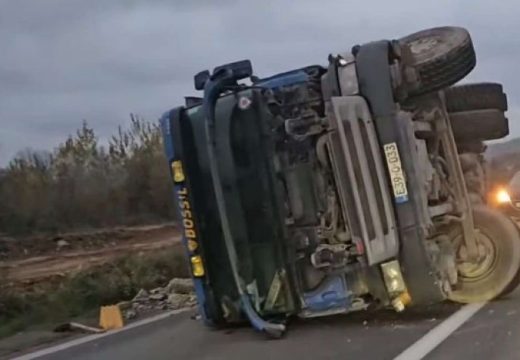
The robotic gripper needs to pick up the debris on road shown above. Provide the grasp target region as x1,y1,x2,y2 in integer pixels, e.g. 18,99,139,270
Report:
166,278,195,294
116,300,132,311
125,309,137,320
54,322,105,334
149,293,167,301
121,278,197,320
168,293,196,309
132,289,150,302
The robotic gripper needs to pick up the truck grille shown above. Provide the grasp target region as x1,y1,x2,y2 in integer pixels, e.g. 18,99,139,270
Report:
326,96,398,265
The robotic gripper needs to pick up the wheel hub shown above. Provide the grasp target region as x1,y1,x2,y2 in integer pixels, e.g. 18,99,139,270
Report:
457,233,496,280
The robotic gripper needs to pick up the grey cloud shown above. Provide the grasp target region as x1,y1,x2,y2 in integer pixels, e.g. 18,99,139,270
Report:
1,0,520,164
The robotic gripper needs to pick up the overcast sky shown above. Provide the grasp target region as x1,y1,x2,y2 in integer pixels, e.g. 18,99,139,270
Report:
1,0,519,164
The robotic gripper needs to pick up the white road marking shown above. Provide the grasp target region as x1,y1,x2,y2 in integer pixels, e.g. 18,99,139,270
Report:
394,302,487,360
11,308,191,360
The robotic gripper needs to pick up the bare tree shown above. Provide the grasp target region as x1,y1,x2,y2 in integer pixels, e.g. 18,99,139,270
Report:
0,116,175,235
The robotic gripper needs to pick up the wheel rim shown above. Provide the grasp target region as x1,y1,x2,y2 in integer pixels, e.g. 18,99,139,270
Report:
456,232,497,282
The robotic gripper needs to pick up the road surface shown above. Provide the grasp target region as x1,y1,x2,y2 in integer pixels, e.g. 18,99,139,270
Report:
11,286,520,360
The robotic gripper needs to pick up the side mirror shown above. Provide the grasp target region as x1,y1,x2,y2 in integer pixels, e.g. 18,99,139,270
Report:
194,70,210,90
213,60,253,81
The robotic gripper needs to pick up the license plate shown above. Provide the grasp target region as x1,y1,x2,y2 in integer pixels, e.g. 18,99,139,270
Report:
384,142,409,204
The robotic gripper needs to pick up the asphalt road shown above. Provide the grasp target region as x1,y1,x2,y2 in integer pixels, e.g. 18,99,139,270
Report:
16,288,520,360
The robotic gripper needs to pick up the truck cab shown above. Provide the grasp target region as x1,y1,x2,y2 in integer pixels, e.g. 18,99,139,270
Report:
161,27,520,337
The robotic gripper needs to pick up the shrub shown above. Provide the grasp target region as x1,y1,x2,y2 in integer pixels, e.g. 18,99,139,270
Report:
0,115,176,236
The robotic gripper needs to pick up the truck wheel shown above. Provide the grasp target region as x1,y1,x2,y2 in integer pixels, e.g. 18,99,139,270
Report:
450,109,509,141
499,222,520,296
448,206,520,303
399,27,476,96
500,266,520,297
445,83,508,112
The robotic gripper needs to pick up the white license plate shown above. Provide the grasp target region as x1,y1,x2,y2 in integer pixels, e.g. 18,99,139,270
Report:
384,142,409,204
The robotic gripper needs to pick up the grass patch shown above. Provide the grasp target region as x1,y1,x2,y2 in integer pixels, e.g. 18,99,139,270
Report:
0,246,189,339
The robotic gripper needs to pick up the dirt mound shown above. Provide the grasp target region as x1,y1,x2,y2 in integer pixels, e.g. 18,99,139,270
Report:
0,224,178,261
1,225,181,288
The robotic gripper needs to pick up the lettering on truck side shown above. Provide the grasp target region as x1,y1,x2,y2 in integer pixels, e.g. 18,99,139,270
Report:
175,170,199,252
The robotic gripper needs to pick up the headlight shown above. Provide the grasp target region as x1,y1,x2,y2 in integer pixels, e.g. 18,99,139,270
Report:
381,260,406,294
496,189,511,204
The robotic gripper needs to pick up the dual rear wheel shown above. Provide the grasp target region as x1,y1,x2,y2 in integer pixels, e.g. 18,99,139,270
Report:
399,27,509,142
399,28,519,301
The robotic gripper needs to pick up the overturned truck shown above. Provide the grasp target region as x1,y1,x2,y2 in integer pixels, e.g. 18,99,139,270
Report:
160,27,519,337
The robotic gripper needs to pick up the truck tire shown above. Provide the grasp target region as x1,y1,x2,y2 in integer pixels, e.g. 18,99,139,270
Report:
500,265,520,297
445,83,508,112
450,109,509,141
500,223,520,297
448,206,520,303
399,27,476,96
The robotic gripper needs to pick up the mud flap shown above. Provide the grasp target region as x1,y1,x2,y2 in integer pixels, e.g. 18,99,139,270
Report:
354,41,445,304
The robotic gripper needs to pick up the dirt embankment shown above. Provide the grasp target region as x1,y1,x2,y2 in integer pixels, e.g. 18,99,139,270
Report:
0,225,181,287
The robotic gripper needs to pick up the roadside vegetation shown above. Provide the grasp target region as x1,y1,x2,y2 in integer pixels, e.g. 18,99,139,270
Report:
0,116,187,340
0,114,176,236
0,246,189,338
